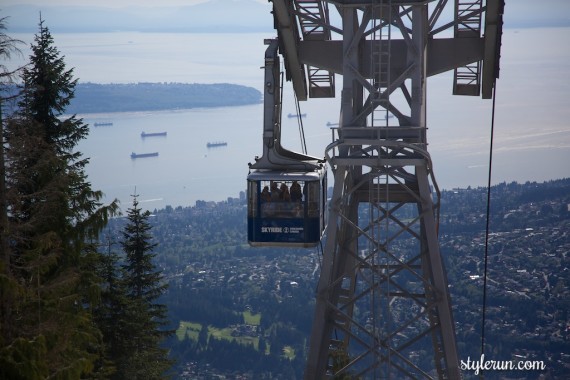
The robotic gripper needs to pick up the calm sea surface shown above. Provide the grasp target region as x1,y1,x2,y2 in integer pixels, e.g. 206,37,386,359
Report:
8,29,570,211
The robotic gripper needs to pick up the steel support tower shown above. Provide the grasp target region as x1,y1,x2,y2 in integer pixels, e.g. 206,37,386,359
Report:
268,0,503,378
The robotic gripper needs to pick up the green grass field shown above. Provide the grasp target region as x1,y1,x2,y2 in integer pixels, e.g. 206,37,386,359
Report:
175,310,294,358
243,310,261,325
176,321,201,340
283,346,295,359
176,316,260,349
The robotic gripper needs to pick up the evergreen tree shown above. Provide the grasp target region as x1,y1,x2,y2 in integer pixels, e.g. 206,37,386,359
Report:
92,239,130,378
119,193,173,379
198,324,209,350
0,16,22,82
0,15,25,380
258,336,267,355
0,18,118,379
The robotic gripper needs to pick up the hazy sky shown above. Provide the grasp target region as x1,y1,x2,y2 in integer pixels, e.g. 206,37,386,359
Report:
2,0,264,7
4,0,200,5
4,0,569,30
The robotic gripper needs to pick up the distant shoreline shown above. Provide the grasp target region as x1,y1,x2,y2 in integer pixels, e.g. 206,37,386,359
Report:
66,82,262,114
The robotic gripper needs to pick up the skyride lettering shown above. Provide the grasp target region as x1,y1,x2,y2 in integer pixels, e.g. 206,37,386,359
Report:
261,226,303,234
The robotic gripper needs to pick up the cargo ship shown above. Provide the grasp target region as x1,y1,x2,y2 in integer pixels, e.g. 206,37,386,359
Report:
94,122,113,127
287,113,307,118
141,131,167,138
131,152,159,159
207,141,228,148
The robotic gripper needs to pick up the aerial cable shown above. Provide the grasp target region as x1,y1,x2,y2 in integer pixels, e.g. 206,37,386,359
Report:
278,65,307,155
279,70,285,140
481,82,498,365
293,89,308,155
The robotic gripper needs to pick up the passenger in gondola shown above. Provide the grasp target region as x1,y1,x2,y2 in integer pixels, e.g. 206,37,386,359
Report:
261,186,271,202
270,182,281,201
280,183,291,202
290,181,302,202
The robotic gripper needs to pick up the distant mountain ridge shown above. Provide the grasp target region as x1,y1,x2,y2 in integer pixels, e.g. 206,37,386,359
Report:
3,0,273,33
3,0,569,34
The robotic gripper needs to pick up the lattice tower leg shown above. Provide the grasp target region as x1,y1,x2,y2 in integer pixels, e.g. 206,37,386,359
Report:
306,160,461,379
305,2,461,379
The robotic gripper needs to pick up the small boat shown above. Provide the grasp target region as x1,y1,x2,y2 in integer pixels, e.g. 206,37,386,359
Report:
287,113,307,118
94,122,113,127
141,131,167,138
131,152,159,159
207,141,228,148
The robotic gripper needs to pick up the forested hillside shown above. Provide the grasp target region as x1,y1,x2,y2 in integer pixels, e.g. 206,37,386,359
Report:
66,82,262,114
2,82,262,115
100,178,570,379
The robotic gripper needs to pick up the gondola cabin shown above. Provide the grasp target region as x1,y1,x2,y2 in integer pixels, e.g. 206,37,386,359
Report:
247,168,327,247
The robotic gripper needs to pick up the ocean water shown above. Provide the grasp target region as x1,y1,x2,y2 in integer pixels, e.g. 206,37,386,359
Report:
79,106,263,210
7,28,570,211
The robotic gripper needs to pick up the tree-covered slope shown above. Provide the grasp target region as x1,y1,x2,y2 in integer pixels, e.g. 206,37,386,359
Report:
66,82,262,114
101,178,570,378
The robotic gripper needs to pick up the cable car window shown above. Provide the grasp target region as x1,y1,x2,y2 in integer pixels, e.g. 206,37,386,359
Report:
247,180,257,218
259,180,304,219
307,181,319,218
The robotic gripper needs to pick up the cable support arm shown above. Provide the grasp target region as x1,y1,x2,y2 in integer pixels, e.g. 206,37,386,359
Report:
249,39,324,172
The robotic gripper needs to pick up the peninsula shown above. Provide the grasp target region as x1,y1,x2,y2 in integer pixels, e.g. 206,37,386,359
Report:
66,82,262,114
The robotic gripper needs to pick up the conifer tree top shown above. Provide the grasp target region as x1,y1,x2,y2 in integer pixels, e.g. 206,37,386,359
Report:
19,17,85,154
